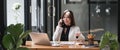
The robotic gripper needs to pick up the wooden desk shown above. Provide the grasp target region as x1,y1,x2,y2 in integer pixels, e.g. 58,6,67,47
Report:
22,41,100,50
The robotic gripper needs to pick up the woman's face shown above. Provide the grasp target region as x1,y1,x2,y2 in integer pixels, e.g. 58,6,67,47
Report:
63,12,71,26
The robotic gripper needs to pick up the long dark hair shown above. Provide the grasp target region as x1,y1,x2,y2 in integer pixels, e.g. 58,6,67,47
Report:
61,10,75,26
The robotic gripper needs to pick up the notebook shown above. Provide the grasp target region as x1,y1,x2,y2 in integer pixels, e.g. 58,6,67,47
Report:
29,32,51,46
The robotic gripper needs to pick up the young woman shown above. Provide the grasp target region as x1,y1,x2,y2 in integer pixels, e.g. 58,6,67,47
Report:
53,10,85,41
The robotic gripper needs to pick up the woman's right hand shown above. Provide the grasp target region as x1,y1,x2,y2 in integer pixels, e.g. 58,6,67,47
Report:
58,19,63,27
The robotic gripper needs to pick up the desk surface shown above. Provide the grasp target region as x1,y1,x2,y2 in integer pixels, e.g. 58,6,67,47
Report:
22,41,100,50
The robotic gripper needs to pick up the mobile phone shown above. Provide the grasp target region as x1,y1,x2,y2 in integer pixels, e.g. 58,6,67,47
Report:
61,20,65,27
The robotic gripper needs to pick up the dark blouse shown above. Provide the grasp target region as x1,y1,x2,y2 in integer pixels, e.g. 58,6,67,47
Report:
60,26,70,41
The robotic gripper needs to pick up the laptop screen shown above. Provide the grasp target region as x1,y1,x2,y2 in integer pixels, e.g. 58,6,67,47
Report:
29,32,51,46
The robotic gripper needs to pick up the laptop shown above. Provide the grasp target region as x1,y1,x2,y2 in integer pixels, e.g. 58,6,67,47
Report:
29,32,51,46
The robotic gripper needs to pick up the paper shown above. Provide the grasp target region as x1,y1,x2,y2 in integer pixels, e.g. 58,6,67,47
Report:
60,41,75,45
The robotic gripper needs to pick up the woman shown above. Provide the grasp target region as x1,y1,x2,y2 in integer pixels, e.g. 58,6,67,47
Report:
53,10,85,41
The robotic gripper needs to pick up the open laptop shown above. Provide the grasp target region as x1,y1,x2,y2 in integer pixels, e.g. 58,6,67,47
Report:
29,32,51,46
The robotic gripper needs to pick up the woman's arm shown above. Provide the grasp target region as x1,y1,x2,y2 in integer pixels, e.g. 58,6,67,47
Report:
52,26,63,41
69,26,85,41
75,26,85,40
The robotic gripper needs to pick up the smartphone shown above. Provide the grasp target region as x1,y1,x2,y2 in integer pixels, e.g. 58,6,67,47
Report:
61,20,65,27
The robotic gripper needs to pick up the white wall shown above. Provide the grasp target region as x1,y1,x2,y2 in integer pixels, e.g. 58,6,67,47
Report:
7,0,24,26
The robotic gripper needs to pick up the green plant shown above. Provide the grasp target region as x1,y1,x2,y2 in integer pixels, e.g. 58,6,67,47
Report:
2,23,30,50
99,31,119,50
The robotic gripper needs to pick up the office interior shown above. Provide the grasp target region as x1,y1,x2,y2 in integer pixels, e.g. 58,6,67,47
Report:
0,0,119,50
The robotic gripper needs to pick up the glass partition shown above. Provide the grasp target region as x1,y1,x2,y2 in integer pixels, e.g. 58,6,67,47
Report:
89,0,118,40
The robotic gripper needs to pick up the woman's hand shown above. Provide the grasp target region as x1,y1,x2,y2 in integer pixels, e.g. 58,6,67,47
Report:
58,19,63,27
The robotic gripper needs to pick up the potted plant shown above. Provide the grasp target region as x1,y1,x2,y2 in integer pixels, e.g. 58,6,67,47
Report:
99,31,119,50
2,23,30,50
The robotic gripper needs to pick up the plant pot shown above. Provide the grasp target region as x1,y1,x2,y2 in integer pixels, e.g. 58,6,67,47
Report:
102,45,110,50
88,38,94,46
